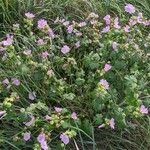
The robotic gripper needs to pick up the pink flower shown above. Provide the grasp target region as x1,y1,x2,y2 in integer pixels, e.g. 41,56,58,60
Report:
71,112,77,120
28,92,36,100
12,78,20,86
25,12,35,19
37,133,46,143
129,18,137,26
67,25,73,33
101,26,110,33
41,141,48,150
61,45,70,54
114,17,121,29
2,78,9,85
88,13,99,19
75,41,80,48
37,39,45,46
2,34,13,46
125,4,135,14
0,111,6,116
41,51,49,59
48,28,55,38
109,118,115,129
124,25,130,32
23,132,31,141
112,42,118,50
24,115,35,126
54,107,62,113
37,133,48,150
23,49,32,55
104,64,112,72
103,15,111,25
78,22,87,27
45,115,51,120
98,124,105,129
75,32,82,36
38,19,48,29
60,133,69,145
47,69,54,77
140,105,148,114
99,79,109,90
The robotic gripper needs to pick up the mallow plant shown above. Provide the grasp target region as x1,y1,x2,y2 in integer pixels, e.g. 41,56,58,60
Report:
0,3,149,149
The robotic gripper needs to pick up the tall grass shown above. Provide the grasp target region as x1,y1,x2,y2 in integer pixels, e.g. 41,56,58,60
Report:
0,0,150,149
1,0,150,25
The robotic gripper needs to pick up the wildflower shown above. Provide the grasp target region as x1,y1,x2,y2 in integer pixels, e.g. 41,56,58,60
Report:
90,20,98,25
129,18,137,26
2,78,9,85
60,133,69,145
37,133,46,143
109,118,115,129
99,79,109,90
125,4,135,14
2,34,13,46
67,25,73,34
25,12,35,19
88,12,99,19
75,41,80,48
124,25,130,32
104,64,112,72
71,112,77,120
12,78,20,86
24,115,35,126
112,42,118,50
41,51,49,59
37,133,48,150
140,105,148,114
48,28,55,38
0,111,6,116
41,141,48,150
23,49,32,55
45,115,51,120
78,22,87,27
23,132,31,141
98,124,105,129
103,15,111,25
75,32,82,36
54,107,62,113
38,19,48,29
47,69,54,77
28,92,36,100
101,26,110,33
61,45,70,54
114,17,121,29
37,39,45,46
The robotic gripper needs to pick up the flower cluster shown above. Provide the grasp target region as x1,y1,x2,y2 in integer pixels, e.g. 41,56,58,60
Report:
0,3,149,149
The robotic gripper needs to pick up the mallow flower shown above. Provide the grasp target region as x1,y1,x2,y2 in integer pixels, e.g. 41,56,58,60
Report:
60,133,69,145
109,118,115,129
99,79,109,90
140,105,148,114
125,4,135,14
61,45,70,54
23,132,31,141
104,64,112,72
